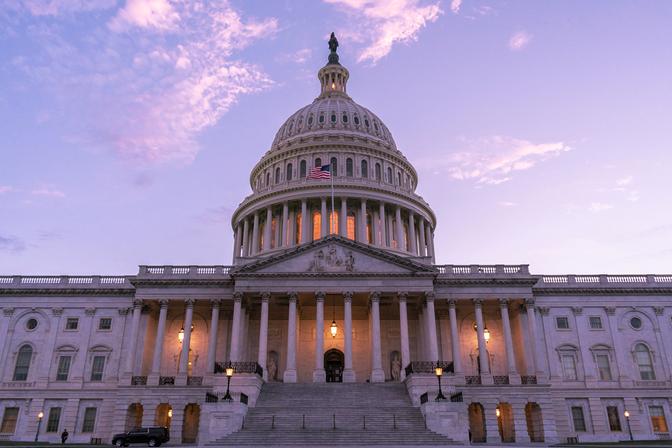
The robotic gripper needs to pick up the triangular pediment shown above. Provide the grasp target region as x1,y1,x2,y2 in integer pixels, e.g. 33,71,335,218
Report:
233,236,436,275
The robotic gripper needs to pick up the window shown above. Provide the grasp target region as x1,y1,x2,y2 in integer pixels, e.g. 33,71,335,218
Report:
286,163,293,181
56,356,71,381
300,160,307,178
46,407,61,432
630,316,642,329
606,406,622,431
13,345,32,381
354,116,360,125
397,172,402,186
571,406,587,432
98,318,112,331
364,118,370,128
308,115,313,125
330,157,338,176
296,213,302,244
265,172,270,186
319,114,325,124
275,167,280,184
81,407,97,433
561,354,578,380
346,158,353,177
0,407,19,434
387,167,393,184
312,211,321,241
346,214,356,240
342,113,348,123
635,343,655,380
330,113,336,123
650,406,669,433
26,318,38,330
315,157,321,167
595,353,612,380
361,160,368,178
556,316,570,330
589,316,603,329
91,356,105,382
65,318,79,330
375,163,381,181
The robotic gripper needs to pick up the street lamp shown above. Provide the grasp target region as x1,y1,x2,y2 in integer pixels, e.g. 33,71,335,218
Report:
35,411,44,442
223,363,234,402
178,324,194,343
624,410,633,441
434,363,446,401
330,296,338,338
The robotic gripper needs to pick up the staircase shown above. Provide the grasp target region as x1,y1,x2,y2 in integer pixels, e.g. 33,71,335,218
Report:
210,382,457,446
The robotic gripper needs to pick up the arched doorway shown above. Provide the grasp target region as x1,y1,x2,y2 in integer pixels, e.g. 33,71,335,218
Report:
468,402,486,443
497,403,515,442
182,403,200,443
155,403,172,428
125,403,143,431
324,349,344,383
525,402,545,442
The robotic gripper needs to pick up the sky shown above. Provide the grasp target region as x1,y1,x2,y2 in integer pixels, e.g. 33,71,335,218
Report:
1,0,671,276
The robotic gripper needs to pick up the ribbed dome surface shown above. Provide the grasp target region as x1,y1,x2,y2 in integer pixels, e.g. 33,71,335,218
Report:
270,96,398,152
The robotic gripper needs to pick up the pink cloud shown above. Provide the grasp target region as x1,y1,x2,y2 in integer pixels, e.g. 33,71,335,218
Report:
0,185,14,194
108,0,180,32
31,187,66,198
508,31,531,51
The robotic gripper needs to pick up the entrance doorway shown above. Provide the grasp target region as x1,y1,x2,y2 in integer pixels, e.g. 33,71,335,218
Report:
324,349,344,383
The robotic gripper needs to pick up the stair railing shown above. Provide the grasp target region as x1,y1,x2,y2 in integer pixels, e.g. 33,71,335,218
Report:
271,415,275,430
363,415,366,430
302,414,305,429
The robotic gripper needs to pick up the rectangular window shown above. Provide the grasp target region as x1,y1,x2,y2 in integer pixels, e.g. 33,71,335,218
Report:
571,406,587,432
46,407,61,433
589,316,603,329
556,316,570,329
650,406,669,433
56,356,71,381
596,354,612,381
0,407,19,434
562,354,578,380
346,215,356,240
607,406,622,431
65,318,79,330
91,356,105,382
98,318,112,330
81,407,97,433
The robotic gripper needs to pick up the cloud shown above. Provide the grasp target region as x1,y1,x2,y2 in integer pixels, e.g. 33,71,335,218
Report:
6,1,278,164
277,48,312,64
450,0,462,14
323,0,442,63
424,136,571,185
0,235,26,252
0,185,14,194
508,31,531,51
31,187,66,198
589,202,613,213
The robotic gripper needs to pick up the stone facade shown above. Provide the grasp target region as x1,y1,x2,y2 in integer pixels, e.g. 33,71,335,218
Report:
1,39,671,446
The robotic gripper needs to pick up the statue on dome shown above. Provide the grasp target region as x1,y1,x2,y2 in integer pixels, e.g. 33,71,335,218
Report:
328,32,340,64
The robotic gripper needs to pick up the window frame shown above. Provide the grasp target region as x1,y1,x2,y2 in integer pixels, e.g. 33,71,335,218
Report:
561,353,578,381
299,160,307,178
571,406,587,432
81,407,97,433
13,345,33,381
346,158,353,177
634,343,656,380
649,405,669,433
46,407,61,433
90,355,106,382
588,316,603,330
0,407,19,434
56,355,72,382
606,406,622,432
286,163,293,181
555,316,571,330
65,317,79,331
98,318,112,331
595,353,612,381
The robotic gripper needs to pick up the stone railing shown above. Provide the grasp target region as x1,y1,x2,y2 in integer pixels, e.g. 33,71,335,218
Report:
493,375,510,385
138,265,233,277
537,274,672,287
214,361,263,377
0,276,133,289
187,376,203,386
436,265,530,276
131,376,147,386
159,376,175,386
465,375,481,385
404,361,454,377
521,375,537,385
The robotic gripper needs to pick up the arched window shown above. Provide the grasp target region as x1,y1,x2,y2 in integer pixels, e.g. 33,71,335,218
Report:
346,158,353,177
13,345,32,381
300,160,307,178
315,157,322,168
397,172,402,186
361,160,368,178
634,343,655,380
387,167,393,184
265,172,270,187
286,163,293,181
375,163,381,181
275,167,280,184
331,157,338,176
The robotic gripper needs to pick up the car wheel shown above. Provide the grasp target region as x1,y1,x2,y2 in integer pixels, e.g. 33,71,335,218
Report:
148,438,158,447
114,440,124,447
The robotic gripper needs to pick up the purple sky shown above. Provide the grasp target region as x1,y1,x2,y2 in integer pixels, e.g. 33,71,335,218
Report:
1,0,671,275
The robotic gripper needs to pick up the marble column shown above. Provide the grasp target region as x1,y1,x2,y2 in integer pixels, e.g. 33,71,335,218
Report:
242,218,250,257
387,214,395,248
251,211,260,255
370,292,385,382
149,300,169,382
229,293,243,362
499,299,520,384
283,292,298,383
281,202,289,247
359,199,367,243
448,300,463,374
321,197,328,237
418,216,426,257
427,224,435,262
263,206,272,251
300,199,308,243
313,291,326,382
258,293,270,381
343,291,356,382
340,197,348,237
474,299,492,383
288,208,296,247
425,292,439,361
206,299,221,376
398,292,410,380
408,212,417,255
395,206,404,251
178,299,194,378
379,203,387,247
233,224,242,260
525,299,545,378
125,299,143,375
372,210,380,246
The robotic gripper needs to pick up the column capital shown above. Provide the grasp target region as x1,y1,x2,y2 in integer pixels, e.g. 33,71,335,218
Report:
159,299,169,308
132,299,143,308
424,291,435,302
118,307,129,316
287,291,298,302
653,306,665,316
448,299,457,308
3,307,15,317
604,306,616,316
85,307,97,317
524,298,536,307
210,298,222,308
498,298,510,306
369,291,381,302
473,298,484,307
184,298,195,307
571,306,583,316
397,291,408,302
342,291,353,302
538,306,550,316
315,291,326,302
261,292,271,302
233,291,243,302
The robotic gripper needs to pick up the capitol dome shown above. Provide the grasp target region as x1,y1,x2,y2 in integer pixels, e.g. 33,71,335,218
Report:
231,34,436,264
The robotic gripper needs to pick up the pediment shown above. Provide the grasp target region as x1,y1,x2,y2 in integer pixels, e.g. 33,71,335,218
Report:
233,236,436,275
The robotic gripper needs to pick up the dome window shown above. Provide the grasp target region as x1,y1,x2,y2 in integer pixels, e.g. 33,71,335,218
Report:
265,172,270,186
319,114,325,124
364,118,370,128
346,158,353,177
330,113,337,123
315,157,322,167
387,167,393,184
374,121,379,132
287,163,293,181
354,116,360,125
308,115,314,125
300,160,307,178
361,160,368,178
375,163,381,181
342,113,348,123
275,167,281,184
331,157,338,176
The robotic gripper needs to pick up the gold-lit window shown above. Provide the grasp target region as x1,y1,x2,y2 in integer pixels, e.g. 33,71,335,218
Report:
296,213,302,244
313,211,321,241
329,211,339,234
347,215,356,240
259,222,264,251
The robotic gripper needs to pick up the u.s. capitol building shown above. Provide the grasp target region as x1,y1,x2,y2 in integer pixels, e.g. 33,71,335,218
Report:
1,37,671,446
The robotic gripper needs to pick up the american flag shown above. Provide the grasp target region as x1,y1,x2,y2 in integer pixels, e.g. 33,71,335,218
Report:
307,164,331,180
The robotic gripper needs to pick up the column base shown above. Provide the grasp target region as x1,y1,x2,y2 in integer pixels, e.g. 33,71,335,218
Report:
147,373,160,386
370,368,385,383
175,373,188,386
283,369,297,383
480,373,494,385
342,369,356,383
313,369,326,383
508,373,521,385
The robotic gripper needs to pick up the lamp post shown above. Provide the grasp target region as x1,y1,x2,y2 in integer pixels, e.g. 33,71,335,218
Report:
434,363,446,401
223,363,234,402
35,411,44,442
624,410,633,441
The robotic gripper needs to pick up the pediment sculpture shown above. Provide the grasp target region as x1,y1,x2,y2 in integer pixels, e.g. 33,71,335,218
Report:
307,244,355,273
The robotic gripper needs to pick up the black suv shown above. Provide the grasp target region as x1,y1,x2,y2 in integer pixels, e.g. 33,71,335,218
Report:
112,427,170,447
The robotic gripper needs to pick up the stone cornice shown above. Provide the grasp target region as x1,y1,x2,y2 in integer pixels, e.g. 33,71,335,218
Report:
434,277,539,287
533,287,672,296
0,287,135,296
